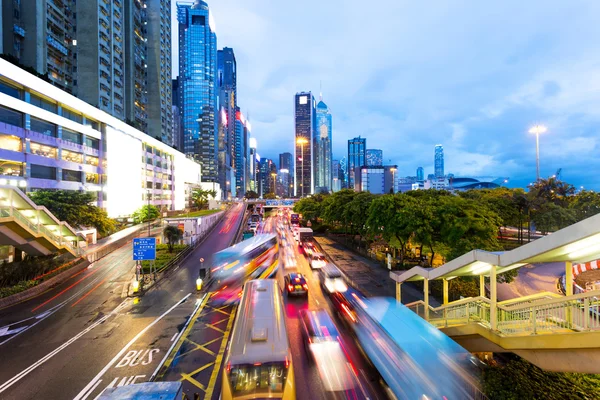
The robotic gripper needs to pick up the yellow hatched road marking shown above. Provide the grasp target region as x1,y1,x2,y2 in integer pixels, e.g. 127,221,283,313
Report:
205,323,225,334
204,306,237,400
179,337,221,357
180,361,215,391
205,305,230,316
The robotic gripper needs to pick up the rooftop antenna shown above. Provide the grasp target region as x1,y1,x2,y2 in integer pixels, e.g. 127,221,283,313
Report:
319,80,323,101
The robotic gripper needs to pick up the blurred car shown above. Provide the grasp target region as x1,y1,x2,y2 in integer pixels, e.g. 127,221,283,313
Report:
319,265,348,294
299,309,358,393
309,253,327,269
283,249,297,269
302,241,316,256
330,291,358,324
284,272,308,296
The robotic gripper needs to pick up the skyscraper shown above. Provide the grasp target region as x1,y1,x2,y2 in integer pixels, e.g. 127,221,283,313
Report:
339,157,348,188
294,92,316,196
178,0,218,182
259,158,274,196
217,48,236,198
248,138,257,192
366,149,383,166
348,137,366,189
331,160,342,192
145,0,173,146
416,166,425,181
315,94,332,193
434,144,444,178
279,152,292,171
279,152,293,197
234,109,248,197
172,78,183,150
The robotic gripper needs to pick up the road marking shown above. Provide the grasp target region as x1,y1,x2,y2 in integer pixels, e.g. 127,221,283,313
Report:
150,293,209,381
0,299,128,394
204,307,236,400
31,267,104,312
180,362,215,391
73,293,192,400
71,272,118,307
170,332,178,342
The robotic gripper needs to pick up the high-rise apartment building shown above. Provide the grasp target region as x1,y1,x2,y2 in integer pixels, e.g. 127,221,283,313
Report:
217,48,236,198
315,95,332,193
417,166,424,181
178,0,218,182
366,149,383,166
124,0,148,133
348,136,366,189
294,92,315,196
435,144,444,178
259,157,275,197
145,0,173,145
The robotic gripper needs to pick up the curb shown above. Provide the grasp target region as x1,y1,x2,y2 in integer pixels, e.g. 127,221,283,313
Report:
0,258,91,309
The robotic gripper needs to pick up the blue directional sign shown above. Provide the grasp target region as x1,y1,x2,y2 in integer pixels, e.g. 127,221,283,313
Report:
133,238,156,261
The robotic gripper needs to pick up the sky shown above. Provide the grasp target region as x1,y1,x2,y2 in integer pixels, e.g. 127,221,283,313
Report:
172,0,600,190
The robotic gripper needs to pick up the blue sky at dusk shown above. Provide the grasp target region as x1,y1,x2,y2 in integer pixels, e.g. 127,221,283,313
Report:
173,1,600,189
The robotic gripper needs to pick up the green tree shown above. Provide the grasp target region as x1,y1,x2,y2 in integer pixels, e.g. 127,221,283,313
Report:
343,191,375,249
321,189,356,232
191,188,217,209
570,190,600,222
245,190,259,199
531,202,576,235
28,190,115,236
163,225,183,253
132,204,160,224
263,192,277,200
293,197,322,222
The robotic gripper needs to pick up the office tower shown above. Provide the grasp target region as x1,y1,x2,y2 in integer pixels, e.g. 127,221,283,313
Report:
217,48,237,198
1,1,77,94
435,144,444,178
279,152,292,171
315,94,332,193
145,0,173,145
331,160,342,192
294,92,316,196
172,78,183,150
279,152,292,197
234,109,248,197
259,158,274,197
417,166,424,182
348,136,366,189
248,138,257,192
178,0,218,182
366,149,383,166
339,157,348,188
355,165,397,194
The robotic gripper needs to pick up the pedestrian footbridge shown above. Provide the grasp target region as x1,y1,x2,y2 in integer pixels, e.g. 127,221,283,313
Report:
392,213,600,374
0,185,80,256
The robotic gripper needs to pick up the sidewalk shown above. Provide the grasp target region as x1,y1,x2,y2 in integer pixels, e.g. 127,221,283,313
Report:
315,235,440,306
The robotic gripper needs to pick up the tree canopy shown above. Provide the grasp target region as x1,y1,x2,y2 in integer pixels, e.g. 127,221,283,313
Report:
132,204,160,224
163,225,183,253
191,188,217,210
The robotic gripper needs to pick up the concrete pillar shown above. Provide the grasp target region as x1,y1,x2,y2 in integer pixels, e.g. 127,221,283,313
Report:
424,278,430,321
443,278,449,305
395,282,402,304
566,261,573,327
490,265,497,331
479,274,485,297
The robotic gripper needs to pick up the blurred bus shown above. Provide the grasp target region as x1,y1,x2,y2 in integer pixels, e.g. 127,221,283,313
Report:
290,213,299,227
210,234,279,304
222,279,296,400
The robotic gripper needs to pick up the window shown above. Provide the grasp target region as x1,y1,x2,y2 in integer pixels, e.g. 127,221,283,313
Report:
62,169,81,182
85,119,99,131
30,93,57,113
0,160,23,177
0,80,21,99
30,164,57,180
192,15,205,25
61,108,83,124
62,128,82,144
86,173,99,184
146,181,153,189
84,136,99,149
0,134,21,152
30,117,57,137
85,156,99,166
155,182,161,189
29,142,57,159
0,106,23,127
61,149,83,163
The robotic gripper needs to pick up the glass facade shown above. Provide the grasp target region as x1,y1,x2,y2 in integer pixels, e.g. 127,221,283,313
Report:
435,145,444,178
315,99,332,192
178,1,218,182
348,137,366,189
417,166,424,181
366,149,383,166
294,92,315,196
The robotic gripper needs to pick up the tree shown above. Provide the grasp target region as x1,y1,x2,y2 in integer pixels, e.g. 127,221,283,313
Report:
531,202,576,235
321,189,356,231
293,197,322,222
163,225,183,253
570,190,600,222
245,190,259,199
191,188,217,210
132,204,160,224
263,192,277,200
343,192,375,249
28,190,115,236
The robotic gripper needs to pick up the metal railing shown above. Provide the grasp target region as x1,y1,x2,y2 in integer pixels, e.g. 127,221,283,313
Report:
406,290,600,336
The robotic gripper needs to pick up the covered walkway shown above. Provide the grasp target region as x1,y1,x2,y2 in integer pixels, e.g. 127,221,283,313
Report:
0,186,80,256
391,213,600,373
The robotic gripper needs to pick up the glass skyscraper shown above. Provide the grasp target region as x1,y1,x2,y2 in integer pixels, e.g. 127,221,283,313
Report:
417,166,425,181
366,149,383,166
294,92,316,196
217,47,236,198
348,137,366,189
178,1,218,182
434,144,444,178
315,95,333,193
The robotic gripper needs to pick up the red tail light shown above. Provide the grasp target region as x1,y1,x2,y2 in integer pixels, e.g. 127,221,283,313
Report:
226,362,231,373
302,284,308,290
287,284,294,292
254,362,262,366
285,356,289,368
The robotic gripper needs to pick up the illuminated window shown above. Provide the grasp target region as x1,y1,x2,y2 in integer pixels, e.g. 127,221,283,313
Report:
0,160,24,176
30,142,57,159
85,156,99,166
86,173,99,184
0,134,21,152
61,149,83,163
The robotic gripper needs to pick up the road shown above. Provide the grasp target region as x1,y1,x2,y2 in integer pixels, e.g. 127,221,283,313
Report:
0,203,246,399
497,262,564,301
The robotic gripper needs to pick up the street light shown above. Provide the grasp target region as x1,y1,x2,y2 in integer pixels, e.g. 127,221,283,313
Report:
296,137,309,197
529,125,547,181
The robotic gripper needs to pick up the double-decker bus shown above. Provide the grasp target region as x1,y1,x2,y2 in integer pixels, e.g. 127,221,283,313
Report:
222,279,295,400
210,234,279,304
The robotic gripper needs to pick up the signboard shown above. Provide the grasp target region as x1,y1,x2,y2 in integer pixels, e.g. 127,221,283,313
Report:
133,238,156,261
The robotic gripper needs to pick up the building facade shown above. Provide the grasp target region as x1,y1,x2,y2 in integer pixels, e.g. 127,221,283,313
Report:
315,96,332,193
217,48,236,199
331,159,342,192
258,157,274,197
0,59,206,218
248,137,257,192
178,0,218,182
434,144,444,178
234,109,248,197
354,165,397,194
348,136,366,189
294,92,315,196
416,166,424,181
279,152,293,197
366,149,383,166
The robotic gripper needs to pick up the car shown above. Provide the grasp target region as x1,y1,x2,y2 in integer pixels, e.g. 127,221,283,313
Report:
301,241,315,256
329,291,357,324
283,249,297,269
309,253,327,269
319,265,348,294
284,273,308,296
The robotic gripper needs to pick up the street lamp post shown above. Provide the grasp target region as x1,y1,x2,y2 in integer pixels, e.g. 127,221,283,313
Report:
529,125,547,181
296,137,309,197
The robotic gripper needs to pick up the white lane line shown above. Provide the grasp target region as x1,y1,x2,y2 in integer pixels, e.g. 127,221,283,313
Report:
170,332,178,342
73,293,192,400
78,379,103,400
150,294,207,382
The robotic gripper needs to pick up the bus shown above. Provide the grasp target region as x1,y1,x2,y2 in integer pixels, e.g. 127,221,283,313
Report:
222,279,296,400
210,234,279,304
290,213,299,227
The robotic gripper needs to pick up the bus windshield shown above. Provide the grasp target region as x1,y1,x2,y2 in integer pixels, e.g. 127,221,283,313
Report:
229,362,288,397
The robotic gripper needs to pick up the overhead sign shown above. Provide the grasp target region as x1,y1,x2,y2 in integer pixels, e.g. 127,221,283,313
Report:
133,238,156,261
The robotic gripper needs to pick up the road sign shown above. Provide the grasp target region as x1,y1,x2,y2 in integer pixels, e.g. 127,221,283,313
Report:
133,238,156,261
199,258,204,263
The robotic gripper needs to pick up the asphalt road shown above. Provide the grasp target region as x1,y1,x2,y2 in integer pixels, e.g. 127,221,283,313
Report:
0,203,246,399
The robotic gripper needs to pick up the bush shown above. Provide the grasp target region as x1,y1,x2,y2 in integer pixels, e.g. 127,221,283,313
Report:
141,244,187,273
0,280,39,299
0,253,76,287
